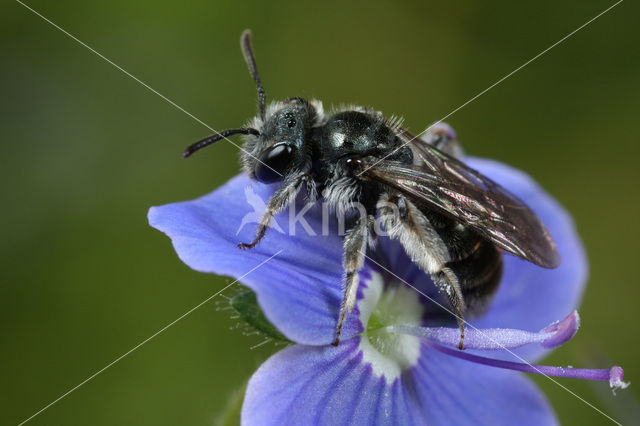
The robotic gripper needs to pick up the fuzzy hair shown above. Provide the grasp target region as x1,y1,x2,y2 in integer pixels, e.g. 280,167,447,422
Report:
328,104,406,137
322,175,363,218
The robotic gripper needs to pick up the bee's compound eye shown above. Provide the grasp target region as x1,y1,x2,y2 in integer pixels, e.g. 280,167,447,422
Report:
254,143,294,183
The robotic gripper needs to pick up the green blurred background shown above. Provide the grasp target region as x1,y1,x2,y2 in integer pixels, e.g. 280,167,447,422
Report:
1,0,638,424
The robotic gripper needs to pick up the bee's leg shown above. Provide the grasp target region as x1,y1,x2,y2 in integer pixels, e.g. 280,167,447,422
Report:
433,267,467,350
377,194,467,349
332,216,372,346
422,122,464,159
238,174,314,249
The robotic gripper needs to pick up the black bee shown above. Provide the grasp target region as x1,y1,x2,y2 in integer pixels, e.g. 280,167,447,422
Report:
183,30,560,349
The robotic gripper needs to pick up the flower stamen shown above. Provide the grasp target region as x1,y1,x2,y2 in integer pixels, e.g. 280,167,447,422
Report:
377,311,580,351
375,313,629,393
427,341,629,392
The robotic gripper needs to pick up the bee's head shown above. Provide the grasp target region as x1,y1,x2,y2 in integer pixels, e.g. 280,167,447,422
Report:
182,30,322,184
241,98,321,183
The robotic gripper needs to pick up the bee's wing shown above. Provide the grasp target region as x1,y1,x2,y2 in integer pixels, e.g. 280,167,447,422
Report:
361,142,560,268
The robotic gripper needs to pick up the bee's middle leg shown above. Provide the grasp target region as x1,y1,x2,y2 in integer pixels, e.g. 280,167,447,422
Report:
332,216,372,346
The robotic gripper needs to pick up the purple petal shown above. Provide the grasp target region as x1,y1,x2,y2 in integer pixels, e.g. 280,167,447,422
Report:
243,341,557,425
242,339,391,425
410,345,558,425
149,174,358,345
380,310,579,350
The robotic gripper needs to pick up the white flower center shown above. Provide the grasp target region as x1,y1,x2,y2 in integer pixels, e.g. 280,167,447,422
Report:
358,272,424,381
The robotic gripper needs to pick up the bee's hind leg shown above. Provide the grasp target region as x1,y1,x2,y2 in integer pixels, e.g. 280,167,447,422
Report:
238,174,313,249
433,267,467,350
332,216,372,346
377,194,467,349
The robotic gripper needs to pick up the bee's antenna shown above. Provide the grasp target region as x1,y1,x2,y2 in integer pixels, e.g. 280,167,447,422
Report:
182,128,260,158
240,29,266,122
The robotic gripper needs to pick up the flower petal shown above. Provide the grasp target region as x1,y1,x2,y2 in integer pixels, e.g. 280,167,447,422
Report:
380,310,579,351
148,174,358,345
242,339,391,426
242,341,557,425
408,344,558,426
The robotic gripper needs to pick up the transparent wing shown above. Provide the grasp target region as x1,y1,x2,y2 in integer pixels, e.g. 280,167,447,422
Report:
361,137,560,268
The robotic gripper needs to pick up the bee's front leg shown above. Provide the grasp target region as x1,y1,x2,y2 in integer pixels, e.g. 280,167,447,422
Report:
332,216,373,346
238,174,314,249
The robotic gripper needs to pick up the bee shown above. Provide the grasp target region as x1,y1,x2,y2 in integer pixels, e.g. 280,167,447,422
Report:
183,30,560,349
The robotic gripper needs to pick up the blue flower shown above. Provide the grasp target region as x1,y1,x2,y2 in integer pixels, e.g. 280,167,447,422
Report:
149,157,626,425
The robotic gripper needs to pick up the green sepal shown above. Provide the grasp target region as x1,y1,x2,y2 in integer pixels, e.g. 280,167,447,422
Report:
230,290,290,343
